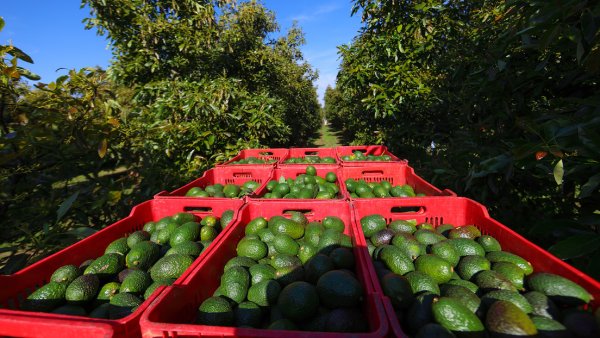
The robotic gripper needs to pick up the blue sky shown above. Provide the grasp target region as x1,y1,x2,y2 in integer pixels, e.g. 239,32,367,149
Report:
2,0,361,104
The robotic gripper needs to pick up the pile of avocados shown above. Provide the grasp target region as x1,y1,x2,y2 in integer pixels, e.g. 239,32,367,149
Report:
185,181,261,198
228,156,276,165
341,150,392,162
283,155,337,164
23,210,235,319
196,212,368,332
345,178,426,198
261,166,340,199
360,215,599,337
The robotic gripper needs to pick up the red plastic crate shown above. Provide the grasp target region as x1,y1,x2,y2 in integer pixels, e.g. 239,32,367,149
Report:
154,166,273,199
0,199,244,338
139,200,389,338
251,166,347,200
340,163,456,198
219,148,289,166
350,197,600,338
336,145,403,166
279,147,339,166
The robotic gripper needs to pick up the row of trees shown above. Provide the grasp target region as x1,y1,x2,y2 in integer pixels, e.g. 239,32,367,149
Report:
326,0,600,277
0,0,320,271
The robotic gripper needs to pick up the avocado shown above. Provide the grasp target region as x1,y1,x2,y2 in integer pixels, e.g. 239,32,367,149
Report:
169,221,201,247
247,279,281,307
381,272,414,309
120,270,152,294
104,237,130,256
485,300,538,336
430,241,460,267
389,219,417,234
277,281,319,322
125,240,160,270
448,238,486,257
305,253,334,283
165,240,203,257
273,233,300,256
316,270,363,309
360,214,387,237
448,225,481,239
127,230,151,248
224,256,257,271
527,272,593,305
143,280,170,300
109,292,142,319
456,255,491,280
50,265,80,285
523,291,560,319
234,301,263,328
473,270,517,292
432,297,485,334
414,229,446,245
435,224,455,237
415,254,454,284
440,284,481,314
481,289,533,314
392,233,422,260
89,303,111,319
486,251,533,275
406,292,437,334
97,282,120,301
371,228,395,246
476,235,502,252
149,254,194,282
268,216,304,239
443,279,479,294
379,245,415,275
23,282,67,311
492,261,525,291
401,271,439,295
530,316,570,338
65,274,100,305
83,253,124,279
220,210,235,230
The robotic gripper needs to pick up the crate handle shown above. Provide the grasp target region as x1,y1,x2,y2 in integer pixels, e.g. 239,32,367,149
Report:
259,151,274,156
232,172,252,178
184,206,213,213
304,151,319,156
283,209,313,215
391,206,424,214
361,170,384,176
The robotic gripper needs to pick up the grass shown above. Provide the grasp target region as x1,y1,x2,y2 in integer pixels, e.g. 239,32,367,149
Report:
312,122,341,147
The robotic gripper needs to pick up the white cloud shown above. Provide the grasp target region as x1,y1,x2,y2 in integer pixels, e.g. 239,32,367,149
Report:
291,2,341,22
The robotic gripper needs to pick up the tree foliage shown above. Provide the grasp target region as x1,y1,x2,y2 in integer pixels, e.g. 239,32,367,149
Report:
329,0,600,277
0,1,320,270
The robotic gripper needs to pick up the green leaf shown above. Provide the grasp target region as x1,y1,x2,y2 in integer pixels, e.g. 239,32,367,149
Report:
580,173,600,199
66,227,98,239
553,159,564,185
7,46,33,64
548,234,600,259
0,17,5,32
56,191,79,222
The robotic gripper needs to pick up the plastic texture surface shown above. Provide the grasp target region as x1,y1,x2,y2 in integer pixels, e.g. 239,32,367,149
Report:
340,163,456,198
350,197,600,338
251,166,346,200
219,148,289,166
0,199,244,338
336,146,403,166
154,166,273,200
140,200,389,338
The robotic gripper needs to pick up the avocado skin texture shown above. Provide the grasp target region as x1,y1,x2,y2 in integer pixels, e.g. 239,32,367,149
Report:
527,272,593,306
65,274,100,305
485,300,538,337
23,282,67,311
432,297,485,334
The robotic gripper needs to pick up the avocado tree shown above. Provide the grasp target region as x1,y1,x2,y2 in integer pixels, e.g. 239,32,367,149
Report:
330,0,600,277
